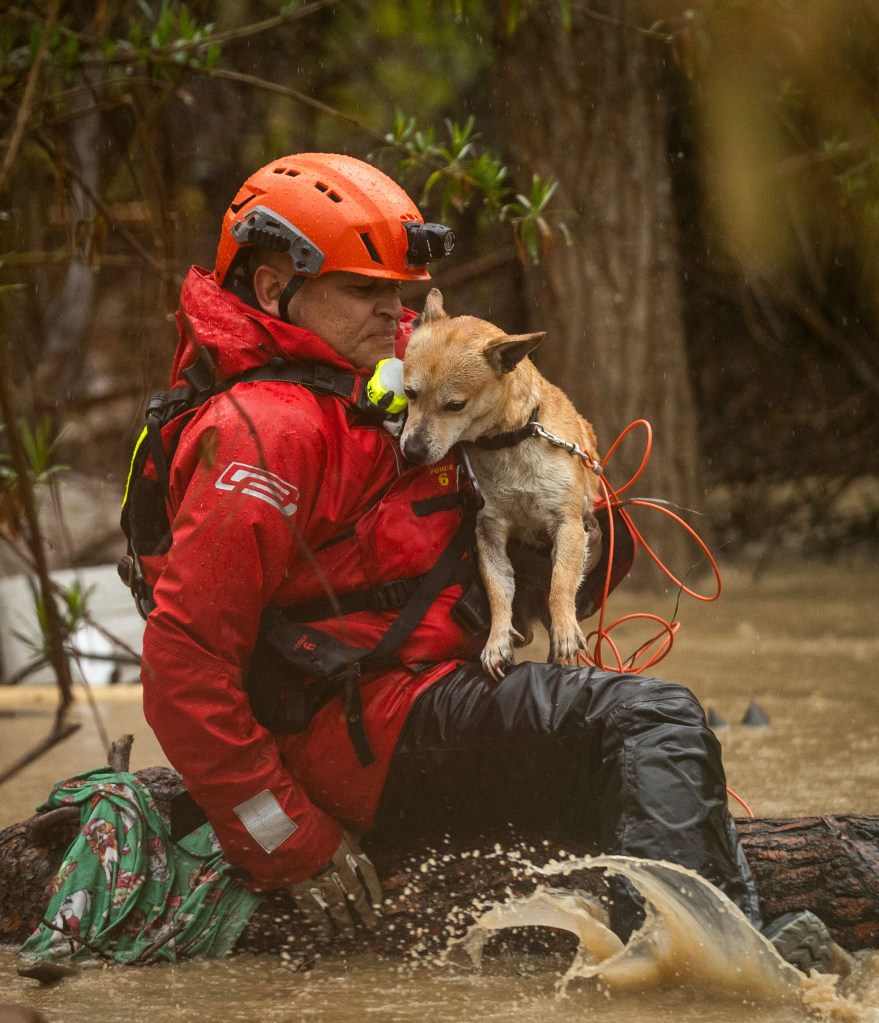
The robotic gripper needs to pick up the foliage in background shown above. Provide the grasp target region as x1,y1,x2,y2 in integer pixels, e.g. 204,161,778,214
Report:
15,576,92,661
0,0,875,574
0,0,553,711
0,417,68,494
376,113,564,262
640,0,879,554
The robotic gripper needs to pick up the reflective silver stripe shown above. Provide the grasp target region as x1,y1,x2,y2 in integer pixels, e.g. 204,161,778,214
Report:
233,790,298,854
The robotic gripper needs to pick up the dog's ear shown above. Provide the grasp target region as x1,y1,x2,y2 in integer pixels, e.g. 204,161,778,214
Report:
484,332,545,374
419,288,447,323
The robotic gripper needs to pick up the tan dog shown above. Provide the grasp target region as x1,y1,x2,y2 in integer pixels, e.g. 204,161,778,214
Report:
400,289,601,680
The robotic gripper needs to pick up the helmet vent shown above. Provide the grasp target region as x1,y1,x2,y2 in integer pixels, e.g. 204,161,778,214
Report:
229,192,257,214
359,232,383,264
273,167,300,177
314,181,342,203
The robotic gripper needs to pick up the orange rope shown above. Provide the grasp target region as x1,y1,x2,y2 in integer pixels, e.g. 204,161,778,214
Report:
726,786,755,818
576,419,721,674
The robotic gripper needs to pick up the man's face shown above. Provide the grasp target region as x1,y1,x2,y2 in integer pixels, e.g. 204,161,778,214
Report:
286,271,404,369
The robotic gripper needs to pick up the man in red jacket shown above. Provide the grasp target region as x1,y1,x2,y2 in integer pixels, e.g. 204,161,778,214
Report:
138,152,829,967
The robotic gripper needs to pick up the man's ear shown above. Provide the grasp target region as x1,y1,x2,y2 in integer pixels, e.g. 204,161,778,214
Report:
484,332,545,375
252,262,286,316
420,288,447,323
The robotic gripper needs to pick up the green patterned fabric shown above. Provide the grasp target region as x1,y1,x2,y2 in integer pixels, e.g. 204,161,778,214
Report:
19,769,263,965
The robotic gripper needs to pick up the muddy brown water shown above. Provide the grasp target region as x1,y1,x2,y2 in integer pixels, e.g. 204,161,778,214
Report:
1,558,878,1022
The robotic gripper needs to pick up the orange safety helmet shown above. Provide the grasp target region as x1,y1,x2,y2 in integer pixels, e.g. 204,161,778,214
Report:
214,153,455,305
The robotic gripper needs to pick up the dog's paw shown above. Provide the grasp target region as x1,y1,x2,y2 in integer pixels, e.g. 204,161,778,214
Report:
481,629,522,682
549,624,588,666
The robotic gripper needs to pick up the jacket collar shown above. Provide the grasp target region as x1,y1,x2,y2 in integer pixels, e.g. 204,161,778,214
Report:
169,265,416,389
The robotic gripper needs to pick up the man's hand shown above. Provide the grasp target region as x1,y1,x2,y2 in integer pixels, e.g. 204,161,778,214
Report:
289,833,382,941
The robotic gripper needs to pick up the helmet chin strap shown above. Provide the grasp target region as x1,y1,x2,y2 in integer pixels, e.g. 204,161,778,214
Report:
277,275,307,323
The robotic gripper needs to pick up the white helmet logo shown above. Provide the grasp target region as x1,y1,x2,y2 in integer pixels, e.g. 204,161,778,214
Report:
215,462,298,517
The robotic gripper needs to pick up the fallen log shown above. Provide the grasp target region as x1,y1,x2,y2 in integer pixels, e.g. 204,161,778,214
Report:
736,814,879,952
1,766,878,962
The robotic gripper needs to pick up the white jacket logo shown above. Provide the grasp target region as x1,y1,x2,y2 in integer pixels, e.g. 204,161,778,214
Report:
215,462,298,517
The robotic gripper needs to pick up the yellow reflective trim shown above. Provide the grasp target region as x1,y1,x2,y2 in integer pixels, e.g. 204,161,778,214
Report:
122,426,149,508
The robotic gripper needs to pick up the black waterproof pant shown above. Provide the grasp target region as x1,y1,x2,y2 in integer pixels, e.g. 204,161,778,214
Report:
375,662,762,936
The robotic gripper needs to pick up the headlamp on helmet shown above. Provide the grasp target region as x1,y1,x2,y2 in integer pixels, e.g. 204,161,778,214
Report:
404,222,456,267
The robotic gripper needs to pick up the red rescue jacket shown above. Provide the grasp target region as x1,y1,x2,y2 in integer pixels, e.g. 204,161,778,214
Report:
140,267,482,889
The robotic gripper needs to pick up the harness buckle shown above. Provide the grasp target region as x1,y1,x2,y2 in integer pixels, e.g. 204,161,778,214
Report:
117,554,135,589
311,364,342,394
371,579,414,611
117,553,155,620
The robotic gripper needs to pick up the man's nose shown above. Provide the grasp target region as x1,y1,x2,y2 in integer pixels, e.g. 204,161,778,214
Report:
376,283,403,318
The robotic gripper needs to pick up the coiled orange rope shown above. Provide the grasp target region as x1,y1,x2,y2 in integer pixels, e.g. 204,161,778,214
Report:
575,419,721,673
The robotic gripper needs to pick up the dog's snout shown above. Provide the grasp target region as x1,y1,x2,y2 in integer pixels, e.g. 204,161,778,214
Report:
401,432,430,464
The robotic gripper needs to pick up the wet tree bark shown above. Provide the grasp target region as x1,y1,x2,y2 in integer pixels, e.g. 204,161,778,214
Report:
736,815,879,952
492,2,703,578
2,766,878,960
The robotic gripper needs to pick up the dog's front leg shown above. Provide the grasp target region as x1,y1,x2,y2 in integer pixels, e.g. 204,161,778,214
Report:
548,512,589,666
475,512,521,682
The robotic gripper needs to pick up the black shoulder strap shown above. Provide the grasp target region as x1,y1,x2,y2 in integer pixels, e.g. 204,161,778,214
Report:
238,358,359,400
238,357,400,427
133,352,373,509
360,507,476,668
257,502,478,767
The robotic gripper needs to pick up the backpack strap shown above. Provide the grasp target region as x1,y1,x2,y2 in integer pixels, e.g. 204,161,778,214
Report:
120,348,402,614
239,358,358,400
238,357,402,427
254,499,479,767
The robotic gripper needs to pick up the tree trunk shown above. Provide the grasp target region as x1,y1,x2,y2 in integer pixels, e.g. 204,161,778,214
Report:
2,767,878,962
492,2,704,582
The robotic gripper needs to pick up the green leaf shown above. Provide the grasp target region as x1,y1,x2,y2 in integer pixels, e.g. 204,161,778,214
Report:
0,417,70,490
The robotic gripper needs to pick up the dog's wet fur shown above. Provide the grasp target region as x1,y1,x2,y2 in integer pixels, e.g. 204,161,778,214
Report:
400,289,601,680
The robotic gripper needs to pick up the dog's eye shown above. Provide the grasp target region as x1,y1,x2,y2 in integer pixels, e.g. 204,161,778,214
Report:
444,399,467,412
403,386,418,401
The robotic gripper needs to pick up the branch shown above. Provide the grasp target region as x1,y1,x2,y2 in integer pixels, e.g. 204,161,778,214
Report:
0,345,76,707
407,246,521,295
0,0,62,194
0,521,144,669
773,280,879,397
193,69,524,218
148,0,342,58
198,67,388,143
32,128,180,284
37,914,114,963
108,734,134,773
129,920,187,965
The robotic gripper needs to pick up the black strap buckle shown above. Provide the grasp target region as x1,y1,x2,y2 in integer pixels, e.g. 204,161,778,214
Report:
371,578,416,612
327,658,360,685
312,363,356,398
117,554,135,588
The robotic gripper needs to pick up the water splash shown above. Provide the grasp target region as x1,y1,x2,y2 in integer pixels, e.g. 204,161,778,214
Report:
462,854,802,999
